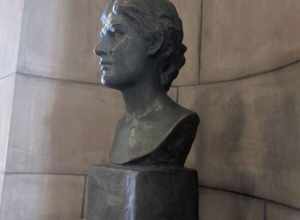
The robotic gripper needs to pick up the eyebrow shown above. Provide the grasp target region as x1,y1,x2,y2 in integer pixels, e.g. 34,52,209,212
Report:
111,22,123,28
101,15,123,29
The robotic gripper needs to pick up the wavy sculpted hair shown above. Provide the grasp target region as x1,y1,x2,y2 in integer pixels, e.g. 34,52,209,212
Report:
109,0,186,91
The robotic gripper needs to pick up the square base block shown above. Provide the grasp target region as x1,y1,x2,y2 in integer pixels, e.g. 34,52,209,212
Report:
87,165,199,220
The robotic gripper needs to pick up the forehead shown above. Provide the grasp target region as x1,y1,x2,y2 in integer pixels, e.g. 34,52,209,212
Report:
100,3,125,26
101,12,121,27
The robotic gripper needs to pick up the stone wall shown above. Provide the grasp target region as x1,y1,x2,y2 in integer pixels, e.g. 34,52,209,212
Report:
0,76,15,208
1,0,300,219
0,0,23,207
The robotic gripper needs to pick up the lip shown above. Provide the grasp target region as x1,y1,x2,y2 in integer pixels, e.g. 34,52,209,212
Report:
101,66,111,72
100,61,113,66
100,63,112,74
100,61,112,72
99,57,113,74
99,57,113,66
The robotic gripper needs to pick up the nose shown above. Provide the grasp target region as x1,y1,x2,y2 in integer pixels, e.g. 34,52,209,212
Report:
94,43,107,56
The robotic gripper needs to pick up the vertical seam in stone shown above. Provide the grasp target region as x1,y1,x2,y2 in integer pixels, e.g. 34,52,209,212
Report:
0,174,7,213
5,74,16,174
15,0,26,75
198,0,204,85
125,174,136,220
264,202,267,220
80,175,87,219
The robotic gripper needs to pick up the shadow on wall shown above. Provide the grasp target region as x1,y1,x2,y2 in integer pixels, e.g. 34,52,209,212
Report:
184,86,261,219
185,64,300,208
192,89,257,194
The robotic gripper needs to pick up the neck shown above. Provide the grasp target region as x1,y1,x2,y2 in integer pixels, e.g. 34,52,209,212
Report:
121,79,166,118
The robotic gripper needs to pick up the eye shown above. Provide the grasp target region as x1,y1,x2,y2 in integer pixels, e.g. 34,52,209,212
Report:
110,25,125,37
99,24,125,39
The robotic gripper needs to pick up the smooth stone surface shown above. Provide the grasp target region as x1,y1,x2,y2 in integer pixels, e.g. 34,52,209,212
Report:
7,74,122,173
0,76,14,205
181,62,300,208
0,0,24,77
0,173,4,207
171,0,201,86
0,75,15,172
0,75,15,211
0,174,85,220
17,0,106,83
7,74,177,174
87,165,198,220
201,0,300,83
199,188,264,220
266,203,300,220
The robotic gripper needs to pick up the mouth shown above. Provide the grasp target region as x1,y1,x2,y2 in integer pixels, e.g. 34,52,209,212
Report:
99,59,113,71
100,61,112,66
98,56,113,75
99,57,112,65
100,64,111,72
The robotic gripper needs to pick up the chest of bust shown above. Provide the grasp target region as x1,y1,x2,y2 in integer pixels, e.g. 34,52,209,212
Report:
112,116,175,160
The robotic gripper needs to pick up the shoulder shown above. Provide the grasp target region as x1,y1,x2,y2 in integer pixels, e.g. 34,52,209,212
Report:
171,108,200,138
170,103,200,129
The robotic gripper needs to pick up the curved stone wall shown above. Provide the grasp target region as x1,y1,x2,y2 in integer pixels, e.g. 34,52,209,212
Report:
1,0,300,219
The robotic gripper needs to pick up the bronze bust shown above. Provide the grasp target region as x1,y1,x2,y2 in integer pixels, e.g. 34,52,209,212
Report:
95,0,199,167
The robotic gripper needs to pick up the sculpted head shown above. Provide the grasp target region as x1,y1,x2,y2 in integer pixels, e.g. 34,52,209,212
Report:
95,0,186,92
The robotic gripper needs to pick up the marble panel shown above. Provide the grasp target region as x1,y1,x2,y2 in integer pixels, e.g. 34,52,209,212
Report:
180,62,300,208
171,0,201,86
0,75,15,172
0,174,84,220
201,0,300,82
266,203,300,220
0,0,24,77
199,188,264,220
18,0,106,83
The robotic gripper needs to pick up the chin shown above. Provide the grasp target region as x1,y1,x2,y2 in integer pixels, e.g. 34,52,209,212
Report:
100,75,123,90
100,71,114,86
101,75,113,87
100,70,136,90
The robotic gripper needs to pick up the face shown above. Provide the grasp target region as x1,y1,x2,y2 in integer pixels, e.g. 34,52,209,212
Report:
95,5,149,90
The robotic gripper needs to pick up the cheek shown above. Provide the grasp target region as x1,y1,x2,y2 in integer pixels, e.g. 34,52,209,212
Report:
112,37,131,69
112,36,129,56
111,36,148,80
113,39,137,71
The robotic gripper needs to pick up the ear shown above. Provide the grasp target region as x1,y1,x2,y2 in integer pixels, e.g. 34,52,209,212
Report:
147,31,164,56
